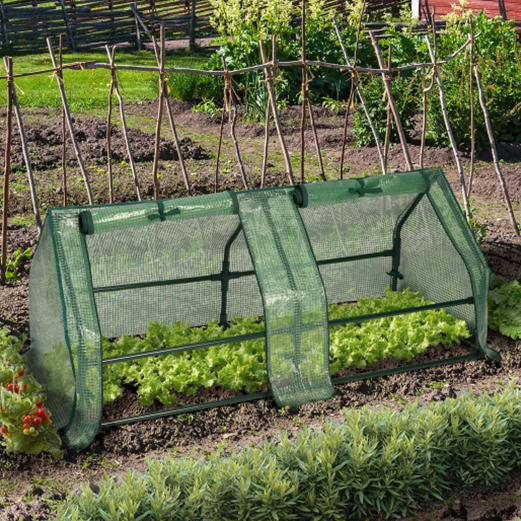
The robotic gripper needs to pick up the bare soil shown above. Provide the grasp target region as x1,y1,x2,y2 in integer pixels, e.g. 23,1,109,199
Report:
1,99,521,520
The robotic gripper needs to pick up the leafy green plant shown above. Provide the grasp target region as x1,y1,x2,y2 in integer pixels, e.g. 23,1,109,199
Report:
58,381,521,521
0,329,62,458
192,97,223,119
488,280,521,339
4,247,31,283
102,288,470,407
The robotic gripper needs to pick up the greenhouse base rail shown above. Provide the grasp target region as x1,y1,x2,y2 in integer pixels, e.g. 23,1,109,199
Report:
100,296,479,428
100,340,481,428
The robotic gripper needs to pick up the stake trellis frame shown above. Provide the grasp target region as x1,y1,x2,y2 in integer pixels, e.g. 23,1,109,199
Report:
1,23,518,285
1,18,517,449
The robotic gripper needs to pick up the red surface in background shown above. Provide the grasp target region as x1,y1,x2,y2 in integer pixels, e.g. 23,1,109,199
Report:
421,1,520,22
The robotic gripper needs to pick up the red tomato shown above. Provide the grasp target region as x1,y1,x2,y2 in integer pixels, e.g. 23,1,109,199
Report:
6,383,13,391
35,402,43,408
15,386,20,392
0,428,6,435
17,371,24,377
23,416,32,423
23,423,29,429
37,409,45,417
33,417,42,425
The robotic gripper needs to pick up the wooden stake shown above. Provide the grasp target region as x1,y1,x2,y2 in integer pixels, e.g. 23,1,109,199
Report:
46,38,94,205
11,68,42,231
152,31,192,196
152,25,166,200
369,31,413,171
221,56,249,190
306,95,326,181
1,57,13,286
383,46,392,174
339,0,365,179
419,74,434,169
470,21,519,235
261,94,271,189
333,17,386,174
259,39,294,185
300,0,306,184
106,45,143,201
467,20,475,198
107,62,115,204
425,34,471,220
259,35,276,189
214,108,225,194
59,35,67,207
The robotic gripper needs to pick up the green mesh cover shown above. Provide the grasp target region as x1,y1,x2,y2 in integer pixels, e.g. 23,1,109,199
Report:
28,169,498,450
236,189,334,408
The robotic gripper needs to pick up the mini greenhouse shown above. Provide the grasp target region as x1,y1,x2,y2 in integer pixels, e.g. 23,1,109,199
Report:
27,169,500,449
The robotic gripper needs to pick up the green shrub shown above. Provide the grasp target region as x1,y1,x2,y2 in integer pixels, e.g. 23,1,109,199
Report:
426,12,521,148
488,280,521,339
58,381,521,520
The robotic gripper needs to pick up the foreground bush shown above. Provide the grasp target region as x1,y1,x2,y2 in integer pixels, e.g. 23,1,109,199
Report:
0,328,62,458
59,382,521,520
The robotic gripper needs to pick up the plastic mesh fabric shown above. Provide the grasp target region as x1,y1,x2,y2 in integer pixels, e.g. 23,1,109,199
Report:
236,188,334,408
28,221,74,432
27,168,497,450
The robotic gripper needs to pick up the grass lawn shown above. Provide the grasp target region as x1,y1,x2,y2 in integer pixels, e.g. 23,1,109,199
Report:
0,48,215,112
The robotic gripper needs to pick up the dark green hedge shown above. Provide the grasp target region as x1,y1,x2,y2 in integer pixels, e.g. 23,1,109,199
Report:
59,382,521,520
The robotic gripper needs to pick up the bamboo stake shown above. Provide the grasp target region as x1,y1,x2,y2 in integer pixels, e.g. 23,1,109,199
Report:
369,31,413,171
333,17,386,174
466,21,475,198
339,0,366,179
425,34,471,220
469,21,519,235
11,66,42,231
1,57,13,286
152,31,192,196
151,25,166,200
59,35,67,207
300,0,306,184
221,56,249,190
46,38,94,205
105,45,143,201
259,39,295,185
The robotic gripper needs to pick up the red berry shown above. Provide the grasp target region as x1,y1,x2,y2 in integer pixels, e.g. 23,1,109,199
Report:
7,383,13,391
17,371,24,377
33,417,42,425
35,402,43,408
23,416,32,423
15,386,20,392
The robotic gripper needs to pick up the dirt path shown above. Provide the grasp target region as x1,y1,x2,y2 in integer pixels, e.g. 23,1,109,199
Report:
0,100,521,520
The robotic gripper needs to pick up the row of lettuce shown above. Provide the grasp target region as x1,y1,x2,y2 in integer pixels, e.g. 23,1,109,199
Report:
177,0,521,150
1,278,520,460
